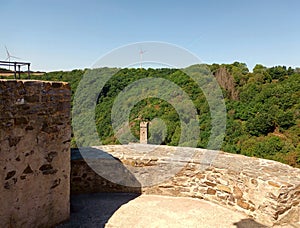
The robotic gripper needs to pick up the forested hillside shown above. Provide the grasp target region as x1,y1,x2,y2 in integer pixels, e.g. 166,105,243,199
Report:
4,63,299,167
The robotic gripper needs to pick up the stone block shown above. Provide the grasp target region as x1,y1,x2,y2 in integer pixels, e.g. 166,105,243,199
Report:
217,184,232,193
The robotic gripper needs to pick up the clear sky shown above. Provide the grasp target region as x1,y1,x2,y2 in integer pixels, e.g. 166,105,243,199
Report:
1,0,299,71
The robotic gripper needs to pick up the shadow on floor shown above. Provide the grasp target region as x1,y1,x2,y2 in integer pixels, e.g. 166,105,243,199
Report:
57,192,140,228
58,147,142,227
233,218,268,228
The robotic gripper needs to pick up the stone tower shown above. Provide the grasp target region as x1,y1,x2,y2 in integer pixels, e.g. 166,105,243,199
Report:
140,122,148,144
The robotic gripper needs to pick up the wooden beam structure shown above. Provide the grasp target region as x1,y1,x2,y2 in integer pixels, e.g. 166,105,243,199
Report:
0,60,31,79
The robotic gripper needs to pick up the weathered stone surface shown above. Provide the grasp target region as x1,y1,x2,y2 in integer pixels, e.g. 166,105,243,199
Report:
71,144,300,227
237,199,250,210
23,165,33,174
207,188,216,195
268,180,281,188
216,184,232,193
0,80,71,228
233,186,243,199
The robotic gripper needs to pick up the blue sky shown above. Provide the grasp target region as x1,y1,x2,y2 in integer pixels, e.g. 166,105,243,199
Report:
1,0,299,71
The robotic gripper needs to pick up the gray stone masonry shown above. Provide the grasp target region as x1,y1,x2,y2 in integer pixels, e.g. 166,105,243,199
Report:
0,80,71,227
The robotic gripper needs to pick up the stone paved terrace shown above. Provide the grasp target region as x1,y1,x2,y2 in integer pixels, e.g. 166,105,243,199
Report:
58,193,299,228
70,145,300,227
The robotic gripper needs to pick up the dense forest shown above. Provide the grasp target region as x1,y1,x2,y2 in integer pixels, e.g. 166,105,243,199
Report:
2,62,299,167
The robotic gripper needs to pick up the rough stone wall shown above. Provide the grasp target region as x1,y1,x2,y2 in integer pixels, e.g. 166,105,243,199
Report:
0,80,71,227
71,149,141,194
71,144,300,226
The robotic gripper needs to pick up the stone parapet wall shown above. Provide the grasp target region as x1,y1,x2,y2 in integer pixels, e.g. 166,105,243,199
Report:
0,80,71,227
71,144,300,226
71,148,141,194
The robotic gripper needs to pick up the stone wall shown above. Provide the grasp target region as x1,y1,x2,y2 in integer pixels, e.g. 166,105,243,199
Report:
0,80,71,227
71,148,141,194
71,144,300,226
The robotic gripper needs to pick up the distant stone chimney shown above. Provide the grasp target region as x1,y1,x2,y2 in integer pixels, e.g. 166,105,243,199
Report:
140,122,148,144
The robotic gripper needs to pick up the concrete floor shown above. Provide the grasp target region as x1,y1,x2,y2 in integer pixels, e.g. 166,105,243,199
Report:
57,193,295,228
